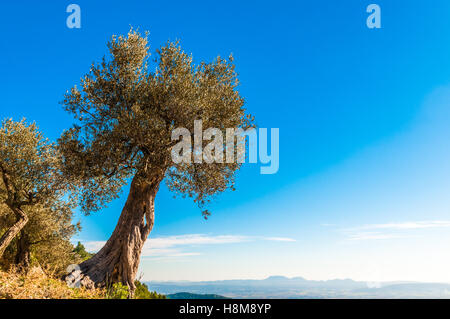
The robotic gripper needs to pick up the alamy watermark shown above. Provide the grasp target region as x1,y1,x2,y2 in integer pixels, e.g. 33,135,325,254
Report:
366,4,381,29
65,264,81,288
171,120,279,175
66,4,380,30
66,4,81,29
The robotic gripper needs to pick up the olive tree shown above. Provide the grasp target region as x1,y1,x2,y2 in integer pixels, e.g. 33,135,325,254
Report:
59,29,254,292
0,119,69,258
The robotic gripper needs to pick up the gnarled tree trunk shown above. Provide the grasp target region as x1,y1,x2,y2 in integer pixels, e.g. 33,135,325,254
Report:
0,208,28,258
15,231,31,270
66,174,162,295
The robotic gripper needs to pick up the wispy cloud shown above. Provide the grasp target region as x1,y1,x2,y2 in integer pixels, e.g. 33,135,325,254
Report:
82,234,295,258
340,221,450,241
346,232,407,241
263,237,296,242
82,241,107,252
356,221,450,230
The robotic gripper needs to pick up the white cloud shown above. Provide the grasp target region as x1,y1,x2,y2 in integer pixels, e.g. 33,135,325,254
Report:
147,234,249,248
81,234,295,258
358,221,450,230
340,220,450,241
263,237,296,242
83,241,107,252
346,232,407,241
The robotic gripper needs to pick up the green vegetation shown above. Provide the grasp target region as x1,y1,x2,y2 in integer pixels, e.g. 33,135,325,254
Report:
73,242,94,261
106,281,166,299
134,281,166,299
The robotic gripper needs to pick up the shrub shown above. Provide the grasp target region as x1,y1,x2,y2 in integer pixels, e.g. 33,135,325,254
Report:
106,282,129,299
134,281,166,299
106,281,166,299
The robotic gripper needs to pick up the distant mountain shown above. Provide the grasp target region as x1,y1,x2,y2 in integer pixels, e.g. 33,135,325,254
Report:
167,292,230,299
146,276,450,298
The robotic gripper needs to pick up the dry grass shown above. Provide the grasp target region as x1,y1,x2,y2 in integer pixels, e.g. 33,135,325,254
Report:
0,266,106,299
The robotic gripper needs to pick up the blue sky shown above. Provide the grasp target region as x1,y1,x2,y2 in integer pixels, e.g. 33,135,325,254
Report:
2,1,450,283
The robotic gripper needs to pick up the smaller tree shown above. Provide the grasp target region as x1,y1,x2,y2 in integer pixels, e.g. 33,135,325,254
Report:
32,237,81,276
0,119,71,259
0,202,80,273
73,242,94,261
25,207,79,271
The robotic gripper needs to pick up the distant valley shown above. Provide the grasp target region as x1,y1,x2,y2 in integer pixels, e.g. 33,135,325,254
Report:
166,292,230,299
146,276,450,299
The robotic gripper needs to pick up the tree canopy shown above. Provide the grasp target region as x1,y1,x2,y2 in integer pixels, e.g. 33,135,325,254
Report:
0,119,67,208
59,29,255,217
